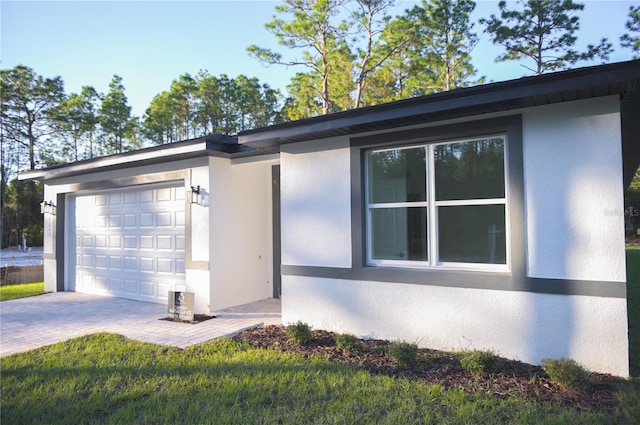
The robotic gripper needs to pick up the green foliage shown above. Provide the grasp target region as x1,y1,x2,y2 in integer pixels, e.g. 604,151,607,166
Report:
143,72,282,144
620,5,640,59
254,0,483,117
617,382,640,423
98,75,135,155
0,332,632,424
248,0,353,116
23,222,43,247
335,333,364,352
361,15,414,104
626,250,640,377
1,179,44,248
281,72,323,120
48,86,100,161
286,321,313,345
349,0,398,108
541,357,590,391
0,282,45,301
389,340,419,367
400,0,481,93
481,0,612,74
624,167,640,236
459,350,498,377
252,0,424,116
0,65,65,170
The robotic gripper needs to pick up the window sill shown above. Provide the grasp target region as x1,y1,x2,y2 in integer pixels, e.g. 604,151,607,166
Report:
366,262,511,275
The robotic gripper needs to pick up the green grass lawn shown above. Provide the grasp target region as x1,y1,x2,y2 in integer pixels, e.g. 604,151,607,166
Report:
1,257,639,424
0,282,45,301
1,333,636,425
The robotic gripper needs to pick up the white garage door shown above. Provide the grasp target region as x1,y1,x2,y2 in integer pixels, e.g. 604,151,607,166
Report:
73,184,186,303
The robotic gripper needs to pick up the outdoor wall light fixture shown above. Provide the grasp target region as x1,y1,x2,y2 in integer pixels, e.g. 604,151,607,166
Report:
189,185,200,204
40,200,56,215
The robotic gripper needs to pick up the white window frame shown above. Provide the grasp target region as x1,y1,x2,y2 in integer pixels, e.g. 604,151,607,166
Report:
365,134,510,273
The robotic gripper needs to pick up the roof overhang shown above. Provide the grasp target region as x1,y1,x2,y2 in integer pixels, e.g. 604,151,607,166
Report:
20,60,640,184
238,60,640,148
18,134,258,182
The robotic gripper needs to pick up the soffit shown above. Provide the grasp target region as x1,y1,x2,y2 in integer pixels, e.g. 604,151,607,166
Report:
19,60,640,183
238,60,640,148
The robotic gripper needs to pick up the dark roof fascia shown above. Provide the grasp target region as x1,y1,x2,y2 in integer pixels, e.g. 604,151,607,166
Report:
18,60,640,183
18,134,252,182
237,60,640,147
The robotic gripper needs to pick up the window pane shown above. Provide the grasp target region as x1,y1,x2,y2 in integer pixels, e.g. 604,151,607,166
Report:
368,147,426,203
434,138,505,201
438,205,506,264
371,207,428,261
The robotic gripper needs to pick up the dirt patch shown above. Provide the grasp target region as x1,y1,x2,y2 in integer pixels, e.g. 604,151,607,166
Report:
233,325,633,414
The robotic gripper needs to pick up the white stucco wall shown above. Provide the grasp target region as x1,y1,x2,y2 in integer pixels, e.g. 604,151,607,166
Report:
189,166,210,263
208,156,277,310
42,184,58,293
282,277,629,376
42,154,277,314
279,97,629,376
523,96,626,282
281,137,352,268
42,158,214,314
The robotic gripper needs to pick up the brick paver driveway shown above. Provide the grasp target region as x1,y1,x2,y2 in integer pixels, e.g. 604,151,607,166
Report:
0,292,281,357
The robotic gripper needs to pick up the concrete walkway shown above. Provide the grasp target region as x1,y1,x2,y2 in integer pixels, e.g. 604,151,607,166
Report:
0,292,281,357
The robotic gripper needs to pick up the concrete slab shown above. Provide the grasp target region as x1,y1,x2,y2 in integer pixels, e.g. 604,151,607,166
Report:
0,292,281,357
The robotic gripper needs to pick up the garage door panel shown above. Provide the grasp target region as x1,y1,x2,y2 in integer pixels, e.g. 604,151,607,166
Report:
82,235,93,247
124,214,136,227
176,259,185,274
124,192,137,204
157,187,172,202
139,189,153,203
95,194,107,206
96,235,107,248
74,184,186,303
175,212,185,226
124,256,138,271
157,235,172,249
109,277,122,292
140,281,155,296
140,213,154,227
156,212,172,227
95,215,107,228
140,236,154,249
124,279,138,294
109,256,122,269
124,235,137,249
109,235,121,248
108,193,121,205
108,215,121,227
82,254,94,267
157,258,173,273
140,257,154,271
95,255,107,268
94,276,107,291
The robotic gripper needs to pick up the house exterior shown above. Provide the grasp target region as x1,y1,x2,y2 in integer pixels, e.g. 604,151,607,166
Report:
21,60,640,377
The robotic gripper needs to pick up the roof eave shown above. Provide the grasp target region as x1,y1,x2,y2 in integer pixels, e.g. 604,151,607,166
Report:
238,60,640,147
18,135,258,182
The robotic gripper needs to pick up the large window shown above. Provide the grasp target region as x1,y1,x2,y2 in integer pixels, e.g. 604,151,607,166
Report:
365,136,508,270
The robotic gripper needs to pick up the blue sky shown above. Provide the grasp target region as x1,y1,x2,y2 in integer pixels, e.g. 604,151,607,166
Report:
1,0,637,117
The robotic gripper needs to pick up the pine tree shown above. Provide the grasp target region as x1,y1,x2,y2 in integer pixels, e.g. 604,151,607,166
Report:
481,0,612,74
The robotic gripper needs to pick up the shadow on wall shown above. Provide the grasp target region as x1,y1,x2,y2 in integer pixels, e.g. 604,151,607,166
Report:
524,162,625,368
523,160,576,366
